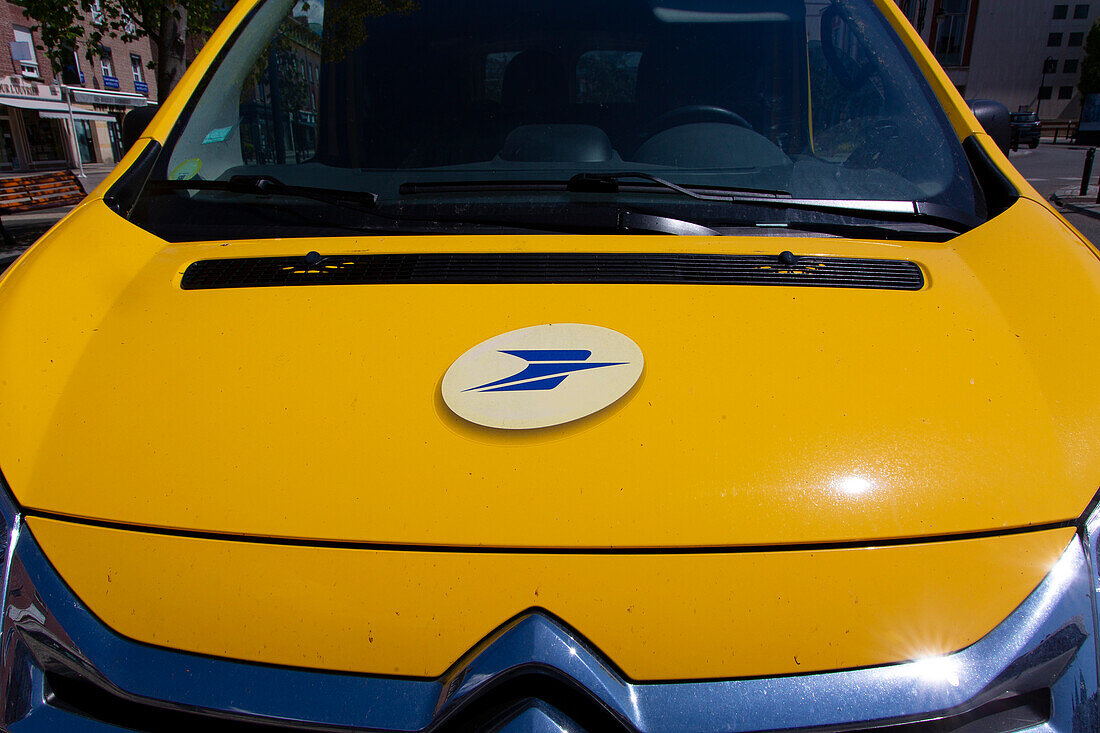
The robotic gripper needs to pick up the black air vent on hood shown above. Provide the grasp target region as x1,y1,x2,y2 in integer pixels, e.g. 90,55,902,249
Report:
180,253,925,291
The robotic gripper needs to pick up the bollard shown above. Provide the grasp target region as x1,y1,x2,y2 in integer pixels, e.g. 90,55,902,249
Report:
1082,148,1096,196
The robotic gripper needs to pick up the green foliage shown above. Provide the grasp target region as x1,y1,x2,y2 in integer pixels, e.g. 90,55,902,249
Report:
322,0,419,62
11,0,217,90
1080,20,1100,95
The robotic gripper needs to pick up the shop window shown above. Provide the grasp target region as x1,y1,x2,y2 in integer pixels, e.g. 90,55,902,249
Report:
1049,33,1064,47
1059,86,1076,99
24,114,65,163
74,120,97,164
1075,4,1091,19
106,120,123,162
1069,32,1084,46
11,27,39,77
0,118,16,169
1066,58,1080,73
932,0,972,67
1039,86,1054,100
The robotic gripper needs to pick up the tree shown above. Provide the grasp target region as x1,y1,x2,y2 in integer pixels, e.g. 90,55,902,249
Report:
11,0,219,104
1080,19,1100,95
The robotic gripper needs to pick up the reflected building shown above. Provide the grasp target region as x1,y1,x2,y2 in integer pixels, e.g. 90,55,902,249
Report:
240,7,322,166
894,0,1094,119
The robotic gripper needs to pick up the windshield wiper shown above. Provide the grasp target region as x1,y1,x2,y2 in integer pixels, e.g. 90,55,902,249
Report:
392,206,720,236
779,200,979,234
149,175,379,212
399,174,789,201
565,172,791,201
399,175,977,233
148,176,717,236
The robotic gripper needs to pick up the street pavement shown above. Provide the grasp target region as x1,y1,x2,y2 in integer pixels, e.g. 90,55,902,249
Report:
1007,143,1100,245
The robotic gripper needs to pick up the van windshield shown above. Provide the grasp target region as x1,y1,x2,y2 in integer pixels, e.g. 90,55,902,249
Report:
131,0,982,240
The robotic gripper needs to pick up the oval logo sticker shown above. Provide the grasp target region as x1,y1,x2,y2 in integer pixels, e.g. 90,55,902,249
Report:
442,324,643,430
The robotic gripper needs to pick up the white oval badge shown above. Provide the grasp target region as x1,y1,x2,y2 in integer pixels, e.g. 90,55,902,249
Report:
442,324,643,430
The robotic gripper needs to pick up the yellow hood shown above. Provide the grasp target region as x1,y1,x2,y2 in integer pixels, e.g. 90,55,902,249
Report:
0,197,1098,548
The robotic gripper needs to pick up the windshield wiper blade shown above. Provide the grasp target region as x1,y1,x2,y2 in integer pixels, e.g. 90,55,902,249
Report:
150,176,718,235
150,175,379,212
769,199,980,233
397,175,975,232
777,220,958,241
565,172,791,201
396,207,720,236
398,174,789,201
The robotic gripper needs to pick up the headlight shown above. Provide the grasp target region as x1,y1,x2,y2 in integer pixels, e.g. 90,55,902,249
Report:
0,472,1098,732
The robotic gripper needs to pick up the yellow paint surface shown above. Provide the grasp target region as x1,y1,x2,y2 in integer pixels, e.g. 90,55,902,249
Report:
1,198,1098,547
28,517,1073,679
1,0,1097,685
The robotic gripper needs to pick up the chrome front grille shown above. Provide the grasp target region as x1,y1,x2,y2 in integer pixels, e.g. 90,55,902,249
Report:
0,506,1095,732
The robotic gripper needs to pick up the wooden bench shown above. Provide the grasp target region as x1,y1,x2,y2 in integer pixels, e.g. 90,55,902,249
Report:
0,171,86,213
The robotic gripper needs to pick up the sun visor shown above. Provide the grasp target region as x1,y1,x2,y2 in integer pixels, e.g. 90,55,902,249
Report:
649,0,806,24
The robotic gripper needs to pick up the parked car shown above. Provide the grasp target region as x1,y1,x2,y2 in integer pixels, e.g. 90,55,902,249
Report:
1,0,1098,730
1011,110,1042,149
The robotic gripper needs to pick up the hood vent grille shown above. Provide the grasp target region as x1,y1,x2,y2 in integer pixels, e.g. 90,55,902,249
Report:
180,253,924,291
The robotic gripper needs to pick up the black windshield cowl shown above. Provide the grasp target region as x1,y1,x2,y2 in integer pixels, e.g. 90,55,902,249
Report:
398,176,790,202
397,207,720,236
398,177,979,234
152,176,379,211
565,172,791,201
141,179,719,237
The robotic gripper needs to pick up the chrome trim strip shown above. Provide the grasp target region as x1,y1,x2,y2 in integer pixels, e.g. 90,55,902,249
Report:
1084,504,1100,710
2,522,1097,732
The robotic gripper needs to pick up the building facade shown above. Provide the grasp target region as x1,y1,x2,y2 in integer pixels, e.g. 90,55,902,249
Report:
239,8,320,167
895,0,1095,119
0,1,156,173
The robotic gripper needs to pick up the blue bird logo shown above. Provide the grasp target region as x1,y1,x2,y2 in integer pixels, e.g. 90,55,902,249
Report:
464,350,627,393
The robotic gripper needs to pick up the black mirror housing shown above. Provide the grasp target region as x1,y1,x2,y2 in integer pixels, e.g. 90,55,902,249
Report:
967,99,1011,155
121,106,159,155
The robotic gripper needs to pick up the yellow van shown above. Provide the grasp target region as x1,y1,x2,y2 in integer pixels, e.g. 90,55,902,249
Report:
1,0,1099,730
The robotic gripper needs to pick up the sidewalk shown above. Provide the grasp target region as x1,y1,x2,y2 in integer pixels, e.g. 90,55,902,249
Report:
1051,186,1100,219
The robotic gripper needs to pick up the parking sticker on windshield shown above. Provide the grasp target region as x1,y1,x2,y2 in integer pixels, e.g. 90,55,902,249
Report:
170,158,203,181
202,126,233,144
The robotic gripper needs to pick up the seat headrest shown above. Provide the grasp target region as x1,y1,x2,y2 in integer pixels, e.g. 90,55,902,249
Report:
501,50,571,115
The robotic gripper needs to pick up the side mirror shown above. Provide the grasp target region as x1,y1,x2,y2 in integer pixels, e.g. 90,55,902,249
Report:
967,99,1011,155
121,105,159,155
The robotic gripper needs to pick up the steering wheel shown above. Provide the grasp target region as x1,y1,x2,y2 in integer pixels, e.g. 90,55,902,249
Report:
649,105,753,134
